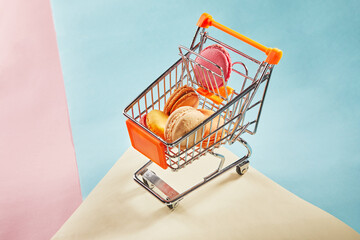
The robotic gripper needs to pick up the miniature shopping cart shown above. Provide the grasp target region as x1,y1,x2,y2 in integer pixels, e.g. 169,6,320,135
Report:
124,13,282,209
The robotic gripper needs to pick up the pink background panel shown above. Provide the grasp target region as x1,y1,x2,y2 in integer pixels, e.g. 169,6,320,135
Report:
0,0,82,239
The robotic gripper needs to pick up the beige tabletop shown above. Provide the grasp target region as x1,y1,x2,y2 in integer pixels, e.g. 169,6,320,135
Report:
52,147,360,240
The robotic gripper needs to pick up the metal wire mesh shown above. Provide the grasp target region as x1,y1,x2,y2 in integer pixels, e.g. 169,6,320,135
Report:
124,33,273,171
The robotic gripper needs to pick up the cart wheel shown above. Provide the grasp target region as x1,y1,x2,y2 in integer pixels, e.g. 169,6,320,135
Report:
236,164,249,175
166,201,179,210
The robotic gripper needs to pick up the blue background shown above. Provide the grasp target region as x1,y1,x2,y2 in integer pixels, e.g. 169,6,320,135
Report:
51,0,360,232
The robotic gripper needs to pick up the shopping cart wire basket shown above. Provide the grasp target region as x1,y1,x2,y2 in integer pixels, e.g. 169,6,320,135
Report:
123,13,282,209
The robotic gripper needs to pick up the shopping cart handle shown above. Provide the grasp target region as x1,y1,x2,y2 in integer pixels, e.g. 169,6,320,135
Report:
197,13,282,65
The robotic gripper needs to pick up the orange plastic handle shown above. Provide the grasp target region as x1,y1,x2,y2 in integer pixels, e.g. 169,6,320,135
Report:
197,13,282,65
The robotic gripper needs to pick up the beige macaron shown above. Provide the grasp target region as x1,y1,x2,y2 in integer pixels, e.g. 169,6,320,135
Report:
164,106,207,149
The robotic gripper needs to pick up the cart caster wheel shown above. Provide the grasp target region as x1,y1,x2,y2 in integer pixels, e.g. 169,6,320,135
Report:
166,202,179,210
236,164,249,176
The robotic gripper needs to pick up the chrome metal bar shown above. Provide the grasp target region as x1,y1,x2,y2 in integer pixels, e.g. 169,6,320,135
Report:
134,138,252,206
203,34,262,65
190,27,201,50
248,100,262,111
229,122,251,144
253,67,273,134
199,28,206,53
142,169,179,200
204,152,225,180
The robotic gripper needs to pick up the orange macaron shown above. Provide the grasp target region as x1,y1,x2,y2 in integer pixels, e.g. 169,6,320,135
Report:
197,109,225,148
146,109,169,140
164,85,199,115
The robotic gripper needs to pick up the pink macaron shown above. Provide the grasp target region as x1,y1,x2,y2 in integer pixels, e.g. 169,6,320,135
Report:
194,44,232,89
140,114,147,128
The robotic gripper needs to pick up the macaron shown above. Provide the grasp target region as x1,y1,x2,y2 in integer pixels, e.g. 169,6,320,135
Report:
197,109,225,148
139,114,147,128
194,44,232,89
164,106,207,149
164,85,199,115
146,110,169,140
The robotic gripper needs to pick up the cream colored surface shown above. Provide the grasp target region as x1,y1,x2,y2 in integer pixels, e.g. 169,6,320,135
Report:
52,147,360,240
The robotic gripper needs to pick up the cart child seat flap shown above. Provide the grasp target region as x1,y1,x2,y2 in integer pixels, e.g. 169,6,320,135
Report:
126,119,167,169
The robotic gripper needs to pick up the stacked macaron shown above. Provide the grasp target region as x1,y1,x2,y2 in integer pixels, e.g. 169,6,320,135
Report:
141,85,199,141
164,106,206,149
164,107,224,149
194,44,232,89
198,109,224,148
164,85,199,115
140,85,224,150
